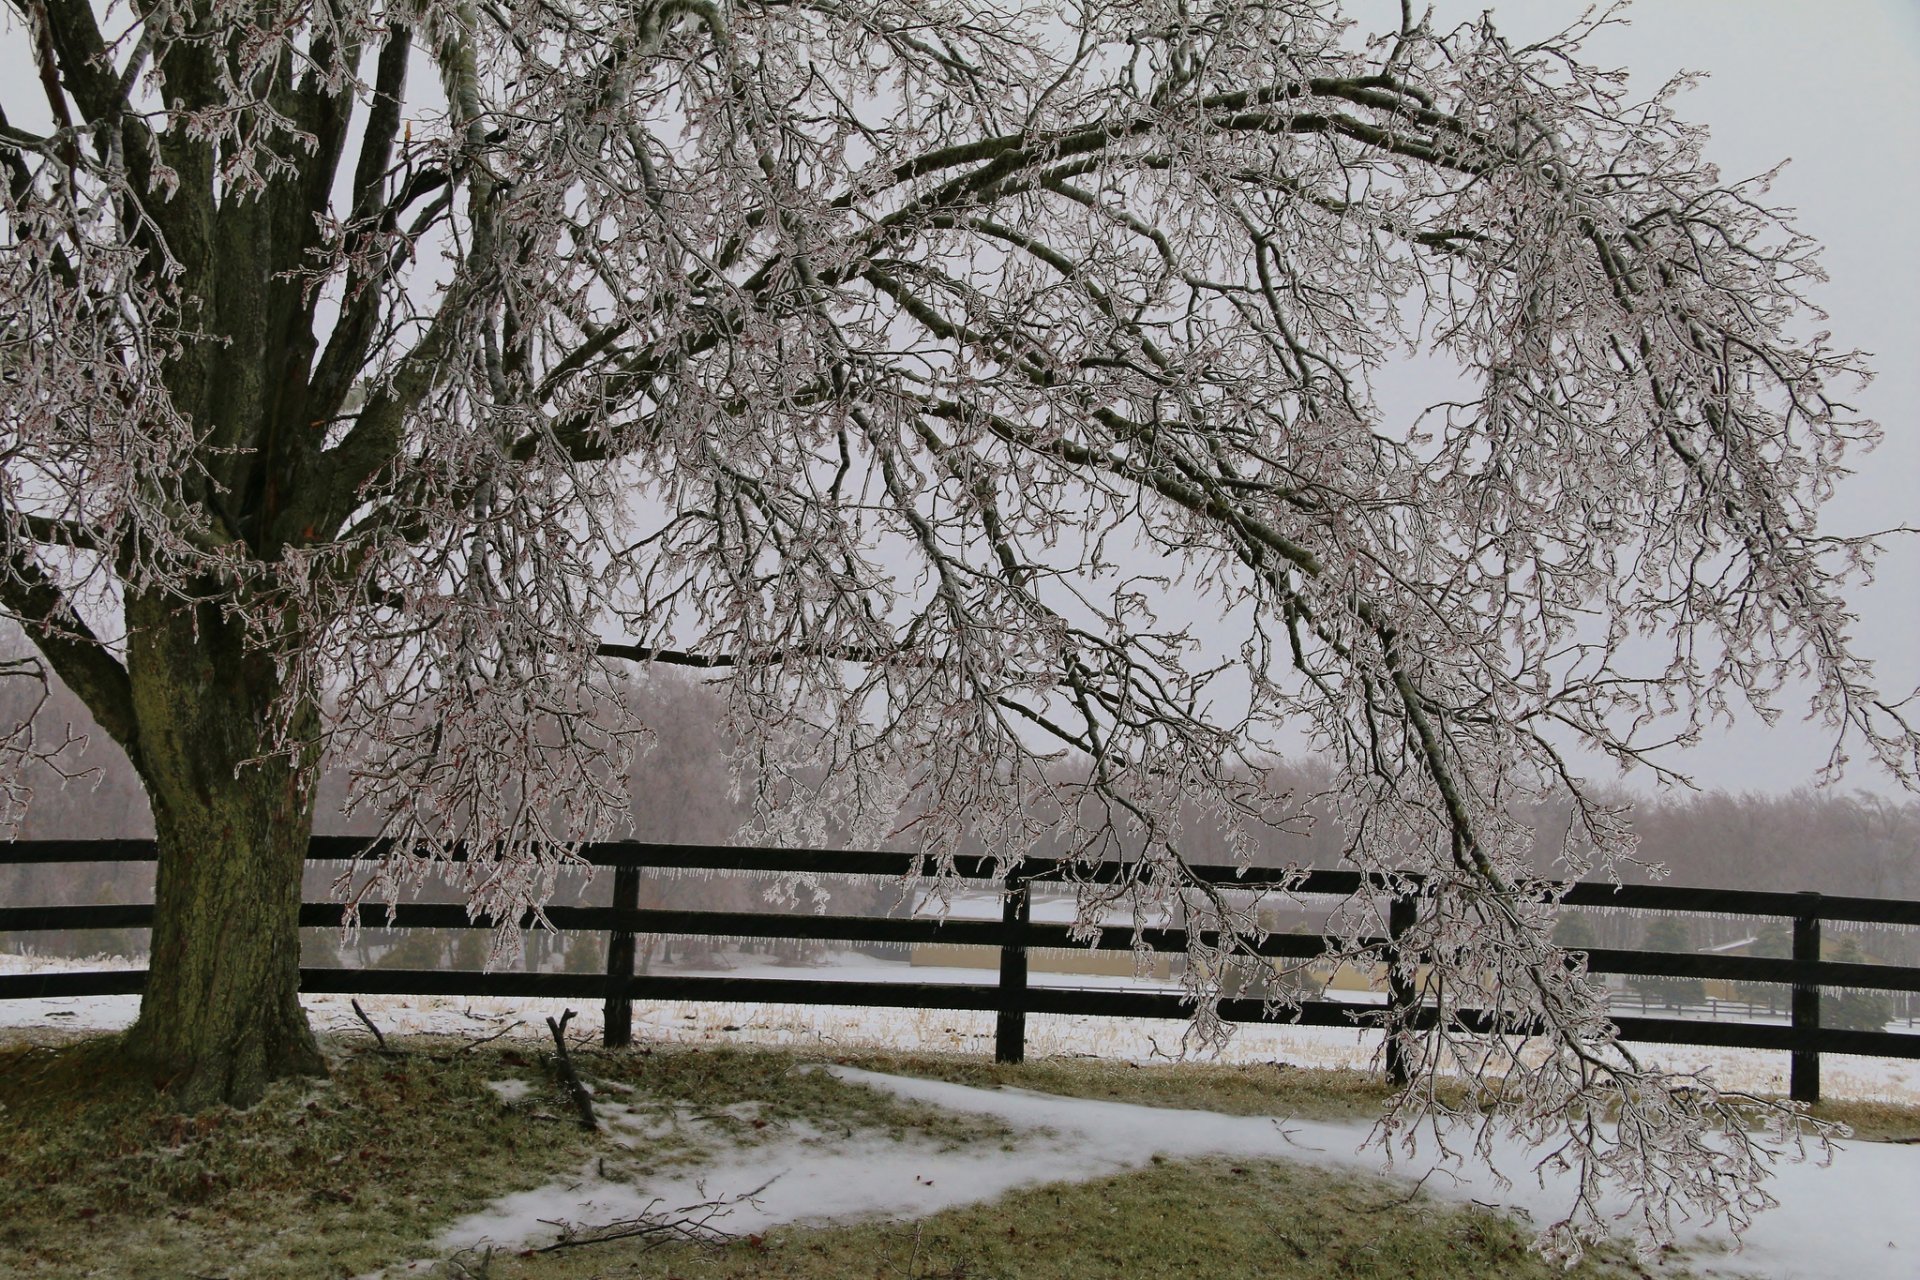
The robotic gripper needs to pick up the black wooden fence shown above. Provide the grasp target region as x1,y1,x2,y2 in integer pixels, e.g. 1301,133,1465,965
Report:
3,838,1918,1103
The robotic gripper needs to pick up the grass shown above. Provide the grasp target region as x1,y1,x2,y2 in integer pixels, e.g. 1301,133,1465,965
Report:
449,1157,1659,1280
1,1029,1911,1278
826,1049,1407,1123
0,1035,1005,1278
0,1034,585,1277
1808,1095,1920,1143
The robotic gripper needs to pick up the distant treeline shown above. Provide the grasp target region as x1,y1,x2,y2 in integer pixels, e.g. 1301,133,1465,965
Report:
2,660,1915,969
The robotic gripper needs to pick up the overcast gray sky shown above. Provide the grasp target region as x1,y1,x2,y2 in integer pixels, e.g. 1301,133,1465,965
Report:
1403,0,1920,797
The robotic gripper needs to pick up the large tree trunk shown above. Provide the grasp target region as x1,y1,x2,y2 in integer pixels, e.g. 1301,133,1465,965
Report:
120,593,326,1109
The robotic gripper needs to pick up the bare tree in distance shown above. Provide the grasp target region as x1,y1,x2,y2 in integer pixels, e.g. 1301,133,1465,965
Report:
1,0,1914,1254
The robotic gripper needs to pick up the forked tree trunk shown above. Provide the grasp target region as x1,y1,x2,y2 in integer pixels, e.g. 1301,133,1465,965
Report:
119,594,326,1109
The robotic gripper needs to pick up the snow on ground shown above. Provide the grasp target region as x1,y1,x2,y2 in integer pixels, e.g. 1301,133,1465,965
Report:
821,1070,1920,1280
410,1066,1920,1280
2,948,1915,1104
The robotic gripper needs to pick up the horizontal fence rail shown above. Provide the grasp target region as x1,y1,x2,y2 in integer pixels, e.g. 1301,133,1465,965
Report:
2,839,1917,1101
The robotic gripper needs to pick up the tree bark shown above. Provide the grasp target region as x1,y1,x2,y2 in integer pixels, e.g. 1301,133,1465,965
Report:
119,592,326,1109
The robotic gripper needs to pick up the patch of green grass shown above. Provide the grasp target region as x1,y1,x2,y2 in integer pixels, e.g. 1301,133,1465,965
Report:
0,1034,595,1277
825,1048,1408,1124
1806,1095,1920,1143
0,1034,1015,1278
470,1156,1663,1280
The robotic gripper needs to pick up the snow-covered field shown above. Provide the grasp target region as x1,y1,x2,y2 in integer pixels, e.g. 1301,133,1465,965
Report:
5,948,1913,1104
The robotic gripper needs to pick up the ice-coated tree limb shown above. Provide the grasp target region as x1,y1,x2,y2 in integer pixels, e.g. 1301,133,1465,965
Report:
0,548,142,770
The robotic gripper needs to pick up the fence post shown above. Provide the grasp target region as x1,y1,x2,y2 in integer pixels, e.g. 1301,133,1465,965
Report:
603,864,641,1049
995,870,1030,1064
1790,894,1822,1104
1385,891,1417,1086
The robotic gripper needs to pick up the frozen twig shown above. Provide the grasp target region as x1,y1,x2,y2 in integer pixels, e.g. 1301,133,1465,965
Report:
534,1177,777,1253
458,1020,525,1052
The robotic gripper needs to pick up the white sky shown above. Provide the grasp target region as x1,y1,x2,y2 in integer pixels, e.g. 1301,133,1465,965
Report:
1404,0,1920,796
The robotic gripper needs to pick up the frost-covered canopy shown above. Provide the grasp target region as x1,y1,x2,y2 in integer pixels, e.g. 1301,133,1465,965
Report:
1,0,1913,1253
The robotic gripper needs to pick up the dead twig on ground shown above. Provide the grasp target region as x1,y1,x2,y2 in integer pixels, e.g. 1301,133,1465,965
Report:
458,1020,524,1052
439,1244,495,1278
351,1000,394,1053
535,1178,776,1254
1361,1166,1440,1212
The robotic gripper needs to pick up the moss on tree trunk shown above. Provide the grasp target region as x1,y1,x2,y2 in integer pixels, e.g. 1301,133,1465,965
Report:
119,593,326,1109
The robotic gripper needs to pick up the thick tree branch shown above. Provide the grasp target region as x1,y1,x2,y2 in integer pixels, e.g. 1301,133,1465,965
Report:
27,0,118,124
595,640,924,668
0,550,141,768
308,23,415,429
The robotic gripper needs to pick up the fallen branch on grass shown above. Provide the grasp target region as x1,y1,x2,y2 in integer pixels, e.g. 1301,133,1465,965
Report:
545,1009,596,1130
535,1178,778,1254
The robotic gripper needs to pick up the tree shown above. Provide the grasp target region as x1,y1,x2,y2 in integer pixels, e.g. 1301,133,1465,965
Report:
1552,910,1595,953
1740,920,1791,1014
1824,937,1893,1033
1629,916,1703,1011
2,0,1914,1254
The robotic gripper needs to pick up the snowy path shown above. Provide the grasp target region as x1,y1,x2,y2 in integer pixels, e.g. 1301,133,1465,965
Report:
420,1067,1920,1280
